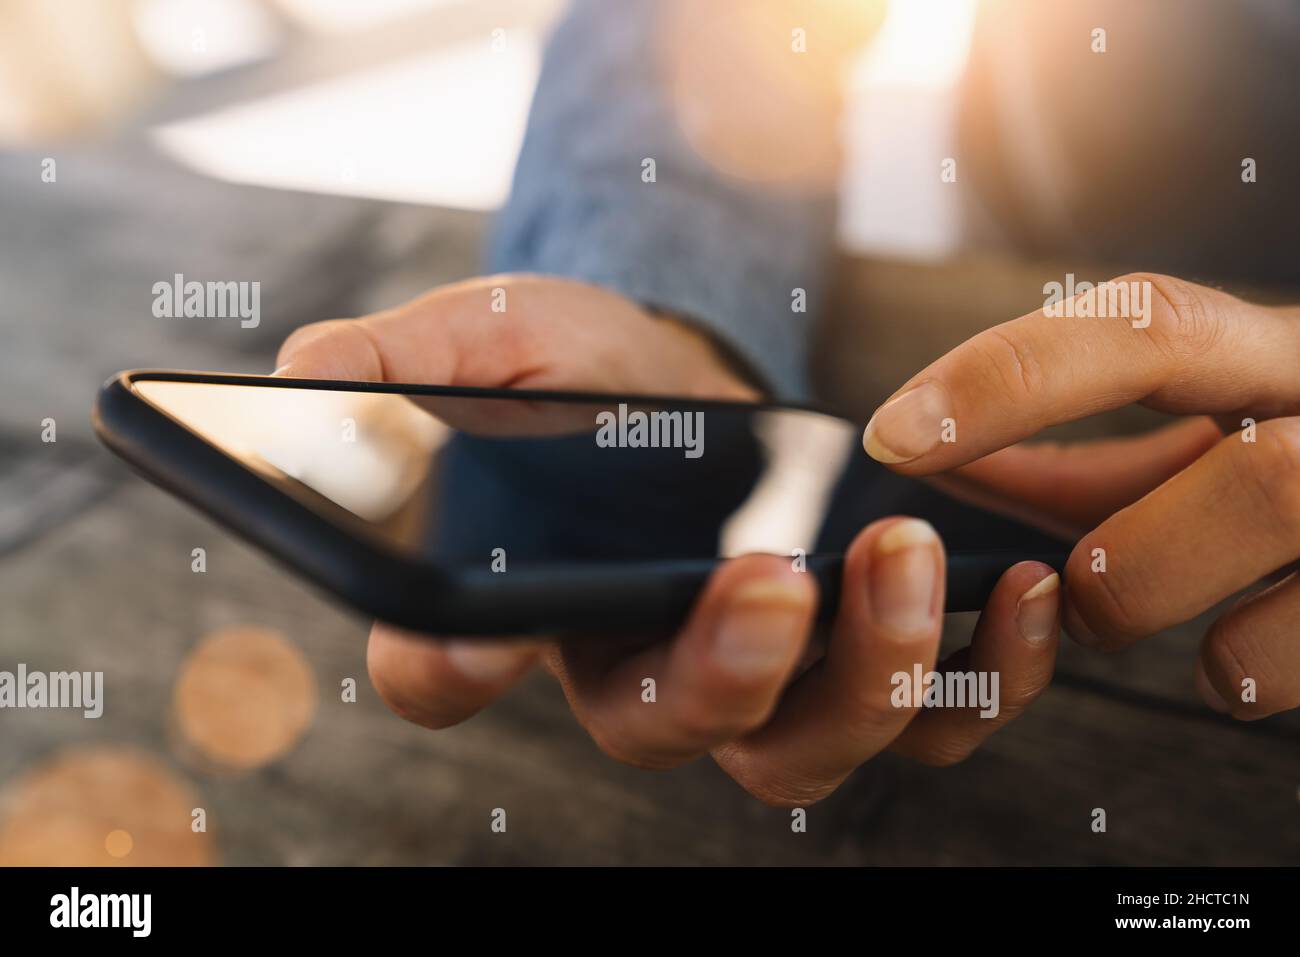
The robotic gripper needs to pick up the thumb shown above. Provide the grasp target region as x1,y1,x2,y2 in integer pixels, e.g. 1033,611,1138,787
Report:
274,279,514,383
275,318,403,382
930,416,1223,536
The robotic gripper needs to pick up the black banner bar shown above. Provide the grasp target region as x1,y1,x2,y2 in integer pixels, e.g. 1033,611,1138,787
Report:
0,866,1286,942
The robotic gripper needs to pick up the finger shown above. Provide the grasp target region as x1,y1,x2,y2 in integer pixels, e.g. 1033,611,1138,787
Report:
367,623,542,730
1195,570,1300,720
273,316,594,438
1063,417,1300,648
275,277,543,384
932,417,1223,535
891,561,1060,765
275,318,395,382
861,274,1300,473
551,555,816,770
711,517,945,806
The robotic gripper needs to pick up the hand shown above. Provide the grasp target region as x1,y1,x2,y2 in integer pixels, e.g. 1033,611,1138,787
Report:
861,272,1300,720
277,274,1062,805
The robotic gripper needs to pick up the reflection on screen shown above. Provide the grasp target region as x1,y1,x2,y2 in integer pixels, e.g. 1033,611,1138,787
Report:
133,380,857,565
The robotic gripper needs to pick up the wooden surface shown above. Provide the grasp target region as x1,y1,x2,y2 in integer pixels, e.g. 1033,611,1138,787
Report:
2,148,1298,866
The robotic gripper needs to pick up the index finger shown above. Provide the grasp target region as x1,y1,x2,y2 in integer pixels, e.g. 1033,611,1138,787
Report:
861,273,1300,474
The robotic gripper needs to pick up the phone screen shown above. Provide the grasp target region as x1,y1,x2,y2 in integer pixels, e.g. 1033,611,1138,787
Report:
132,379,866,568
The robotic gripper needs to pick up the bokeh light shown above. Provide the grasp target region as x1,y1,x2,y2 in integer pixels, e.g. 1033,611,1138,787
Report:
173,626,318,771
0,748,213,866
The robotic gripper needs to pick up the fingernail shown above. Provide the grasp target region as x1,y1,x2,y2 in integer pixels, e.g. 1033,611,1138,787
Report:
1194,662,1230,714
862,381,952,464
1062,601,1102,649
713,579,810,679
444,641,529,683
869,519,940,638
1016,572,1060,644
271,364,292,377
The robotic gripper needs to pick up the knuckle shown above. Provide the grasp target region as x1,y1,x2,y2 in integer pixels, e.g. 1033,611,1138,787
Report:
1204,619,1282,718
1066,541,1153,644
988,695,1031,725
1238,419,1300,539
1125,272,1226,358
973,325,1046,405
848,679,915,737
996,670,1053,717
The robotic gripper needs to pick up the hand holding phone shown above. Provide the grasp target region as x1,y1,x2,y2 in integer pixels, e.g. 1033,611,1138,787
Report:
96,274,1064,804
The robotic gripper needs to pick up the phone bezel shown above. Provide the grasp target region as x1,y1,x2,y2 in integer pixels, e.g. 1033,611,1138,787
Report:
93,370,851,636
93,370,1068,637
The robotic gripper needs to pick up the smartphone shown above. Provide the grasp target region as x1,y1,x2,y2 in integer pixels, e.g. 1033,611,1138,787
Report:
92,370,1068,637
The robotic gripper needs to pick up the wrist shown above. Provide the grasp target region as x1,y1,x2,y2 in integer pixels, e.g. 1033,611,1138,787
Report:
650,311,764,402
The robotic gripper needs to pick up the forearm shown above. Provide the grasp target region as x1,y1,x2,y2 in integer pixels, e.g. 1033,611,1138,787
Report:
489,0,852,400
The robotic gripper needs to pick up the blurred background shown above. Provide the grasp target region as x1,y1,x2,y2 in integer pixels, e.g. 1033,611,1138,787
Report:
1,0,1296,865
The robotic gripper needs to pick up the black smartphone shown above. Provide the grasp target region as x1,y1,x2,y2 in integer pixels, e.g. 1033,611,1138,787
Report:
92,370,1068,637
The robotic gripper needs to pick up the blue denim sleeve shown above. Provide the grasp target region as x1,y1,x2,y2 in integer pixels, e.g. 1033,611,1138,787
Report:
486,0,838,401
